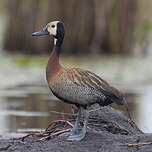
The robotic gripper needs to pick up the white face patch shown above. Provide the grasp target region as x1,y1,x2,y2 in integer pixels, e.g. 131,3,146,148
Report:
47,21,59,36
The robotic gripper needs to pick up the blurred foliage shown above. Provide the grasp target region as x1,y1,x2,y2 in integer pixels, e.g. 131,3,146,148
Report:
1,0,152,55
13,55,47,67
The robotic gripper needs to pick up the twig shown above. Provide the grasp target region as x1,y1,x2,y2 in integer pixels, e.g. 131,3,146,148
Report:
21,134,33,142
88,107,103,113
0,144,11,151
49,107,103,116
89,117,128,133
122,141,152,147
49,110,76,116
32,128,72,143
45,120,73,132
104,119,128,133
11,119,74,143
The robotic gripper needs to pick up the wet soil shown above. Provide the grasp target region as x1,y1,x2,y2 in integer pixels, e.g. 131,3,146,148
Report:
0,106,152,152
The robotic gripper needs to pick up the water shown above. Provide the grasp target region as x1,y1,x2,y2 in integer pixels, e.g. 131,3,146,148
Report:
0,84,73,136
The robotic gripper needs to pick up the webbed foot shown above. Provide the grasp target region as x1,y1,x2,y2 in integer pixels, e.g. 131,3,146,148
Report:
66,132,86,141
59,131,75,137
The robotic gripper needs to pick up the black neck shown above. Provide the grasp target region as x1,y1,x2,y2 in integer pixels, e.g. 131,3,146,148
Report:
55,36,64,57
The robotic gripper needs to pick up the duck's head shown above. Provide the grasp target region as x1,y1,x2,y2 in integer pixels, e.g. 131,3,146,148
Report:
32,21,64,39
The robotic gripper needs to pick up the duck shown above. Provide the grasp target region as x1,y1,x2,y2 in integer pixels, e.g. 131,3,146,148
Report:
32,21,124,141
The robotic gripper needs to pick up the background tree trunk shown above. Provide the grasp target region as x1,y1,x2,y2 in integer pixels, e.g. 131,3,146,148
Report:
4,0,138,55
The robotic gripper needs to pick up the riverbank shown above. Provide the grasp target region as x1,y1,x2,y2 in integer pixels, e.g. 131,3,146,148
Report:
0,106,152,152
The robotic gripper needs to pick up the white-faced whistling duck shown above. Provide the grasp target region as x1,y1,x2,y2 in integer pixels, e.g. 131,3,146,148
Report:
32,21,124,141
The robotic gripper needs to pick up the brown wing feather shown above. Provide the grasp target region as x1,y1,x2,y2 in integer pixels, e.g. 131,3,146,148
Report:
66,68,124,101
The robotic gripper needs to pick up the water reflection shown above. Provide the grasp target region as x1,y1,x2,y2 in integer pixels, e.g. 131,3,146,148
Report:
0,84,152,136
0,85,73,135
136,86,152,133
0,97,8,133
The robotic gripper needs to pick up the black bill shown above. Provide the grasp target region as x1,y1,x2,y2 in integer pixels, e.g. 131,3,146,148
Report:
32,27,49,36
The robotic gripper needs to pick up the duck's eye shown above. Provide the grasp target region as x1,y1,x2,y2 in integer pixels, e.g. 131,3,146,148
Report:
51,25,55,28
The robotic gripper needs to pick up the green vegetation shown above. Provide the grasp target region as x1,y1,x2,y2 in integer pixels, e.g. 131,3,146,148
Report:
13,55,48,67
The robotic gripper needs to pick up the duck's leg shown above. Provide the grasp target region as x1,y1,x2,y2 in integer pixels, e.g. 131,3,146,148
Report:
72,107,82,134
59,107,82,137
67,109,88,141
